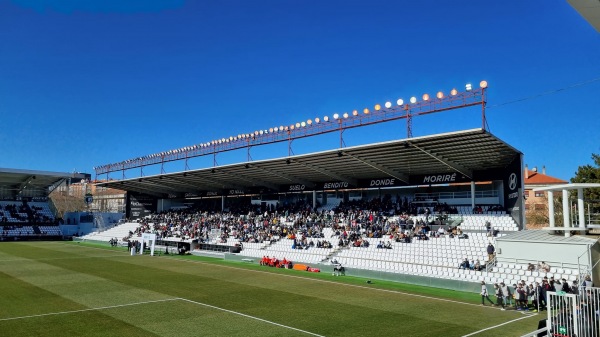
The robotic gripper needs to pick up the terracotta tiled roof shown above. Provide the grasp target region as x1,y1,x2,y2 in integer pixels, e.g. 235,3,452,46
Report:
524,170,567,185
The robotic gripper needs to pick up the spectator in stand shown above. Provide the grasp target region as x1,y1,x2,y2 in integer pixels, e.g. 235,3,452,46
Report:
538,261,551,273
473,260,482,271
486,243,495,262
458,258,469,270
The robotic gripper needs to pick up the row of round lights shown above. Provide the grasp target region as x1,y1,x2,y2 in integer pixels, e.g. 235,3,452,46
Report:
94,81,488,169
95,81,489,168
195,81,488,148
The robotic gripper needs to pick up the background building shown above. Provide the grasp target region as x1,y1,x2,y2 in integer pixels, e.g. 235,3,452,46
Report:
524,165,567,227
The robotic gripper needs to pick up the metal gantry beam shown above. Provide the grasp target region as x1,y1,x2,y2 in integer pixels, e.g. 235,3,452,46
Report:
94,85,487,178
228,166,280,191
341,152,409,184
119,183,165,197
251,163,315,189
408,143,473,179
292,159,357,186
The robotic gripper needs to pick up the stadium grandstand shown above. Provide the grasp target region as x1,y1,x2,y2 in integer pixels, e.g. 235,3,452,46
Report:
88,123,600,335
0,168,89,240
90,126,599,298
89,83,599,304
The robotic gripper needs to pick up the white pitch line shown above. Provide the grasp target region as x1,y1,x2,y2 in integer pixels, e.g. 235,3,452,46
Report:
461,314,536,336
0,298,179,322
177,297,325,337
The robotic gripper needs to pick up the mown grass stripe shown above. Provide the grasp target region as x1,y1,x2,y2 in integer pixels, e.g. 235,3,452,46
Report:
177,297,325,336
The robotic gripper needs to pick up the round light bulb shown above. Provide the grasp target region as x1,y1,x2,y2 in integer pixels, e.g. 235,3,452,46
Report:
324,116,329,122
333,113,339,119
301,121,306,127
437,92,444,99
397,99,404,106
352,110,358,116
422,94,429,101
315,117,320,123
343,112,348,118
410,97,417,104
307,119,312,125
375,104,381,111
451,88,458,96
480,80,488,88
385,102,392,108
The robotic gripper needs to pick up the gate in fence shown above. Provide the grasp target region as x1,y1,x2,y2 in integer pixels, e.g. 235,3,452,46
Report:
547,287,600,337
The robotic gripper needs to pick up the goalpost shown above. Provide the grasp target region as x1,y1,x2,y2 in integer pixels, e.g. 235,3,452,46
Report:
141,233,157,256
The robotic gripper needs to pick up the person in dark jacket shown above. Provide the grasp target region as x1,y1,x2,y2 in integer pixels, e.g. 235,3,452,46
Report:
486,243,495,262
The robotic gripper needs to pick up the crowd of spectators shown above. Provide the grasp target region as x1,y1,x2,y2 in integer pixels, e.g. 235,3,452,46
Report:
472,204,504,214
127,195,488,255
0,201,55,225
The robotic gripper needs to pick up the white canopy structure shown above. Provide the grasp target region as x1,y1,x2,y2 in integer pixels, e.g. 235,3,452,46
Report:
533,183,600,237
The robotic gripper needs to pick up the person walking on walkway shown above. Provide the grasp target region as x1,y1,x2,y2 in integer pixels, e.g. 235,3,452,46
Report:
481,281,495,305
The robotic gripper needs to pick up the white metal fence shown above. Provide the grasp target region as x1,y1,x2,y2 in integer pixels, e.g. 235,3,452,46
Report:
547,286,600,337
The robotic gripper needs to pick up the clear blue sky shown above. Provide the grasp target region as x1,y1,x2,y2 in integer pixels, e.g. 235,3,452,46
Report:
1,0,598,181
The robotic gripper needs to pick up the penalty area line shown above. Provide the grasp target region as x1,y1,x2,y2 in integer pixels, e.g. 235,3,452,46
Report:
177,297,325,337
0,298,179,322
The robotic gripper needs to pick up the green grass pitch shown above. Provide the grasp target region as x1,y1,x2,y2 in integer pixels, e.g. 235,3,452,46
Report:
0,241,542,336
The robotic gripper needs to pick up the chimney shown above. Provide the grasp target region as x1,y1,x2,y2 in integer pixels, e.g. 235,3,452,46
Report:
533,166,538,173
542,165,546,175
525,164,529,179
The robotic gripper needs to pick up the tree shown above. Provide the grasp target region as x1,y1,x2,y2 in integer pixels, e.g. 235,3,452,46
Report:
570,153,600,196
526,192,563,228
570,153,600,222
49,190,87,218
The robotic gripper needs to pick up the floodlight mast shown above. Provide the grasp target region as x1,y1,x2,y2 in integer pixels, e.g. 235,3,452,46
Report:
94,83,488,180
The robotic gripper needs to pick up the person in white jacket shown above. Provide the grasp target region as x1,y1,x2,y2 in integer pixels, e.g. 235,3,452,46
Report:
481,281,495,306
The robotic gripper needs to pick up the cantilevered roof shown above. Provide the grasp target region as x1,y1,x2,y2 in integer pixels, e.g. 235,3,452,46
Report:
568,0,600,33
533,183,600,192
97,128,522,197
497,229,597,245
0,168,89,198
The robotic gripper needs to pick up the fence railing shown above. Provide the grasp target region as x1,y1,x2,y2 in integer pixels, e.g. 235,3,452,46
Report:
547,286,600,337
